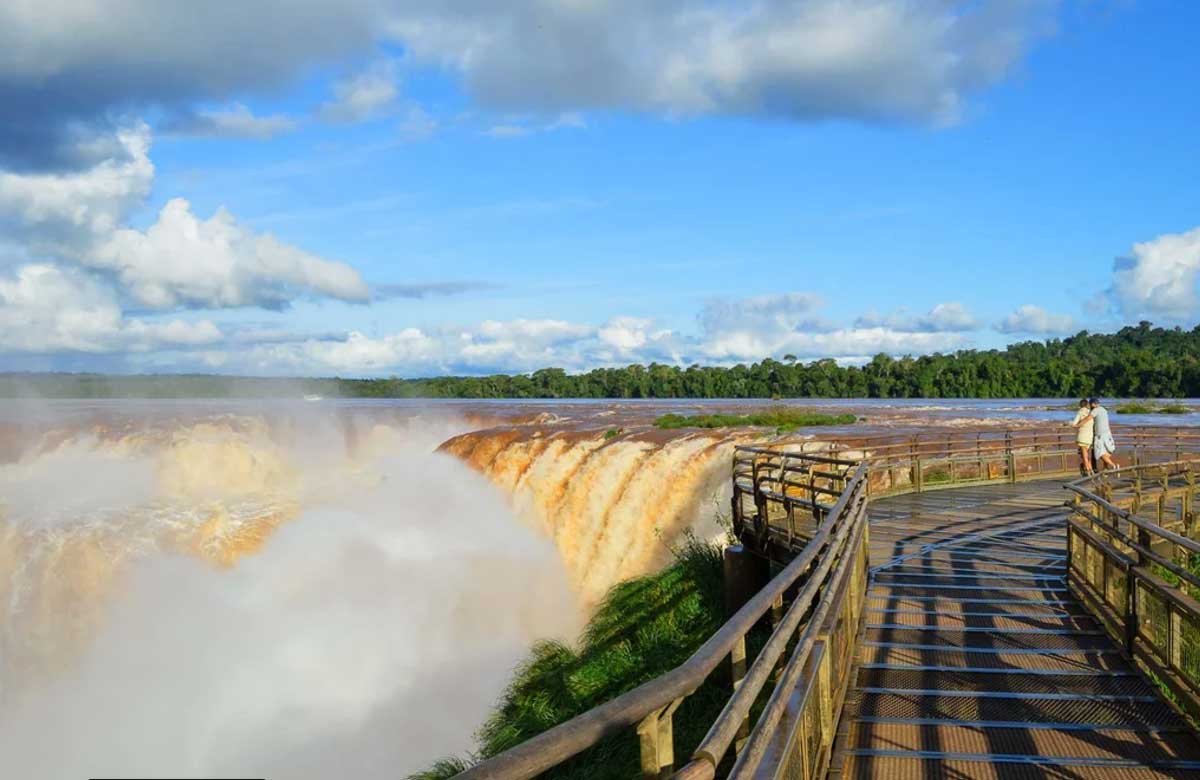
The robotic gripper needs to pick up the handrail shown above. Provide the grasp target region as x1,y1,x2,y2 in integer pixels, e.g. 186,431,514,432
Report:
455,460,868,780
810,425,1200,499
1064,459,1200,717
456,424,1200,780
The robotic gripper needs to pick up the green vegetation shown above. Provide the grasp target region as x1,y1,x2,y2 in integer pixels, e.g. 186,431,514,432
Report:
1152,555,1200,599
922,468,953,485
603,427,623,440
414,537,761,780
5,321,1200,399
654,409,856,433
1116,402,1192,415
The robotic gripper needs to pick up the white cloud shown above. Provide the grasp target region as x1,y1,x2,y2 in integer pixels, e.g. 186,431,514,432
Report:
1110,226,1200,322
0,264,220,354
0,125,370,311
0,124,154,249
698,325,968,364
318,61,400,123
91,199,370,310
163,104,299,139
208,294,974,376
0,1,1054,167
696,293,972,364
241,319,598,376
462,320,595,365
598,316,653,352
388,0,1051,126
855,302,979,332
996,304,1075,335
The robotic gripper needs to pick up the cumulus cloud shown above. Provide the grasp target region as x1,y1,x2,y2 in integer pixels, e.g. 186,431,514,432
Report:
239,319,598,375
0,264,221,354
855,302,979,332
1109,226,1200,322
162,104,300,139
0,1,1053,169
996,304,1076,335
92,199,370,310
697,325,969,364
0,124,370,311
598,316,654,352
318,61,400,124
461,320,595,366
695,293,972,365
208,292,976,376
0,124,154,250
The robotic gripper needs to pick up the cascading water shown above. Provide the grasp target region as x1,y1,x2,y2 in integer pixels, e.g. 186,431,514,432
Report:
441,427,751,604
0,410,581,778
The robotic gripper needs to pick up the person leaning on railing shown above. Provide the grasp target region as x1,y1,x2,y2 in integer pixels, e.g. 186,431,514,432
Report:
1070,398,1095,475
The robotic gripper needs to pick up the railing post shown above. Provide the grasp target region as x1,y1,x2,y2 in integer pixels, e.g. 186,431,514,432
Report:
638,698,683,780
817,640,833,749
723,542,766,750
914,457,923,493
1125,564,1137,655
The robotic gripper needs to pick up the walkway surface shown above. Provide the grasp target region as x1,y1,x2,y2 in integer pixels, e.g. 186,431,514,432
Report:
829,481,1200,780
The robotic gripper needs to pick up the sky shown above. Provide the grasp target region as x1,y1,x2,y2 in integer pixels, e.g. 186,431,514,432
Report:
0,0,1198,378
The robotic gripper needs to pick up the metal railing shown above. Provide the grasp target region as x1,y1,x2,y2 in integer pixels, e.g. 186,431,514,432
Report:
456,457,869,780
1066,460,1200,716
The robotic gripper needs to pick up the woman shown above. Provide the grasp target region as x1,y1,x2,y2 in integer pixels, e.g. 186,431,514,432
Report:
1071,398,1094,475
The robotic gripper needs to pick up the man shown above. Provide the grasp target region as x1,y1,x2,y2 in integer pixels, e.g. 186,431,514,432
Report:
1070,398,1094,475
1076,397,1117,471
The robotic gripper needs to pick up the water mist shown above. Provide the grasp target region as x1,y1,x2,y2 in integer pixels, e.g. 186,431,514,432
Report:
0,410,580,778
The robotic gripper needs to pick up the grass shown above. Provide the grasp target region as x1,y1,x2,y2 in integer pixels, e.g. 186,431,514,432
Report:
413,536,764,780
604,427,623,440
1142,558,1200,724
922,468,952,485
1116,402,1192,415
654,408,857,434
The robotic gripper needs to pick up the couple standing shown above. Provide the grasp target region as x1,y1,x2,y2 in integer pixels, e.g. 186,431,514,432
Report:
1072,397,1117,476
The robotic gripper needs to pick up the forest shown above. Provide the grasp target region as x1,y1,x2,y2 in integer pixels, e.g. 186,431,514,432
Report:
3,322,1198,399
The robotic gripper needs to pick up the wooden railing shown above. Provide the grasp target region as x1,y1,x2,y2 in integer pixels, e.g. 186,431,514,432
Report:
1066,460,1200,716
456,425,1200,780
757,426,1200,499
455,457,869,780
731,447,859,552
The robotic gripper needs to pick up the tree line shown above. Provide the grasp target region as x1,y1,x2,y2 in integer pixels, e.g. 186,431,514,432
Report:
3,322,1198,399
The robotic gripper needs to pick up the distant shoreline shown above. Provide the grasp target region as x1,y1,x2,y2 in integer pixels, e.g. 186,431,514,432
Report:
2,322,1199,399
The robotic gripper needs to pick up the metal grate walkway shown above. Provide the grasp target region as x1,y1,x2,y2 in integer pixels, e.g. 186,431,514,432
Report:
829,482,1200,780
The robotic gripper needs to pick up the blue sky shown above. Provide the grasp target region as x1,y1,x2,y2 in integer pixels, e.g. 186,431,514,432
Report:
0,1,1197,376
